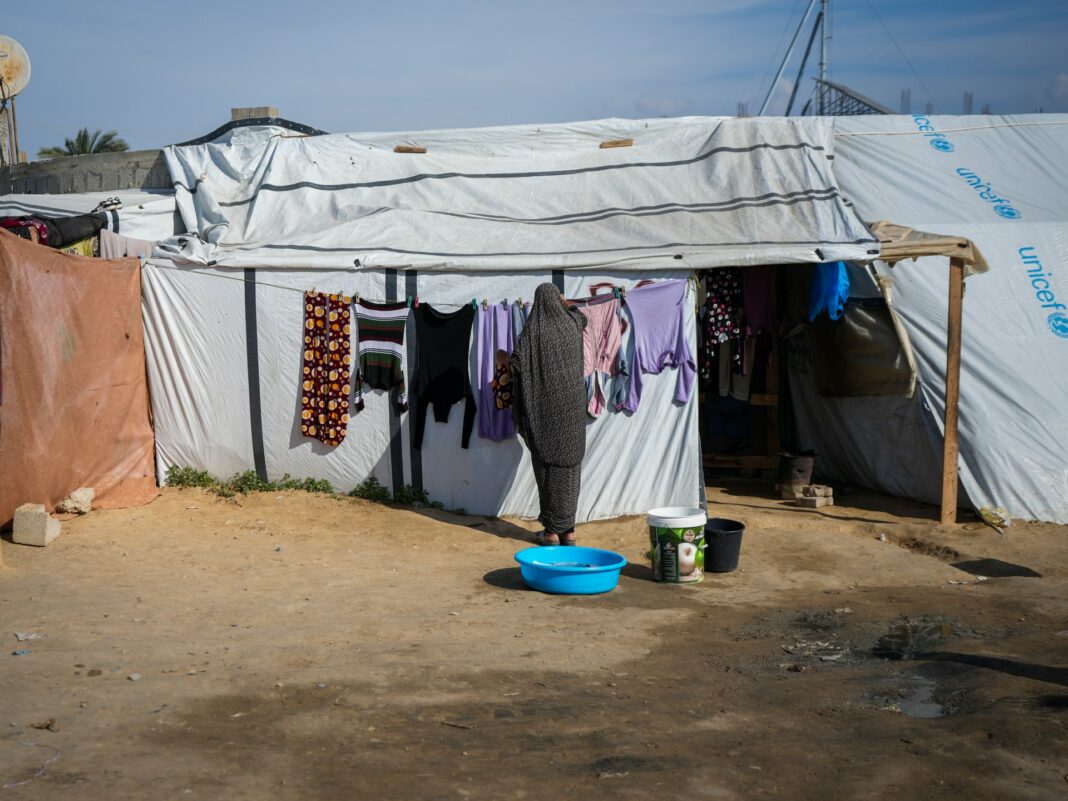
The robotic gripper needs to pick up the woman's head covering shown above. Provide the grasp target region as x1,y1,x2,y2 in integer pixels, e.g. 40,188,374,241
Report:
511,283,588,466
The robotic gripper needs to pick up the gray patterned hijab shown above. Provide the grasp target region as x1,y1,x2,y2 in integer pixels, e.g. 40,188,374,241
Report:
511,283,588,467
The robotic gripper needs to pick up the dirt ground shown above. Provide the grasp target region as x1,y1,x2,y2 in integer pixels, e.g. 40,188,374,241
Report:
1,478,1066,800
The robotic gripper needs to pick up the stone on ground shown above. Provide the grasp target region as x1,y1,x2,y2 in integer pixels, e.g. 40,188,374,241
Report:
57,487,95,515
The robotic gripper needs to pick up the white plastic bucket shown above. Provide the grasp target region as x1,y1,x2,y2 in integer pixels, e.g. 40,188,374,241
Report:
647,507,708,584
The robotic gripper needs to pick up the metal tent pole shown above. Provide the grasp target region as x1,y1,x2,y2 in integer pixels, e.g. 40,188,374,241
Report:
818,0,829,114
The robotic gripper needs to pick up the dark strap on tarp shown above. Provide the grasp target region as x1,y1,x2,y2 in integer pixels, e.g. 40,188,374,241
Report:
244,269,267,481
385,268,405,493
552,269,564,292
405,269,423,490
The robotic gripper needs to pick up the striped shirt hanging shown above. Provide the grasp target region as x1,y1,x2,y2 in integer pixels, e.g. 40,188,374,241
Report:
354,299,410,412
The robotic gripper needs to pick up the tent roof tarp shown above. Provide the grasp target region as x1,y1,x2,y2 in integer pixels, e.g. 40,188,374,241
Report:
158,116,879,271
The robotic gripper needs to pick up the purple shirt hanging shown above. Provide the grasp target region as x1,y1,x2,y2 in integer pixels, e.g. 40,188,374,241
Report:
475,302,517,441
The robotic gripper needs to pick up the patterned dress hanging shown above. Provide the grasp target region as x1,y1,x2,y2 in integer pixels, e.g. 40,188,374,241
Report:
300,291,353,447
700,268,744,384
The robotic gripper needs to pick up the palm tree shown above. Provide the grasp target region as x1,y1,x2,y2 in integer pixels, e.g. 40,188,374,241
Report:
38,128,129,159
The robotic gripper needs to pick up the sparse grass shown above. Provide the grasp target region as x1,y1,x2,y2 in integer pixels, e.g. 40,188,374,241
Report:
349,476,391,503
166,466,441,509
350,477,444,509
165,466,334,497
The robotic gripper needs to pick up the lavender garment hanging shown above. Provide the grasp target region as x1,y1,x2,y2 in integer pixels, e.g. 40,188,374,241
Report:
475,303,517,441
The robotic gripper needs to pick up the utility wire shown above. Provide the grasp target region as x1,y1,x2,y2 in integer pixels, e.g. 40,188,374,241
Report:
835,119,1068,137
864,0,939,113
753,0,804,113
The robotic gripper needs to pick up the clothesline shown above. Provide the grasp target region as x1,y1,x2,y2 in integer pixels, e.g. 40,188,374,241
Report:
145,262,483,308
144,261,695,309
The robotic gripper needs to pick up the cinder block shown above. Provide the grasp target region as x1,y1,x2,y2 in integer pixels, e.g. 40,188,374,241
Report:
802,485,834,498
781,488,804,500
13,504,61,547
796,496,834,508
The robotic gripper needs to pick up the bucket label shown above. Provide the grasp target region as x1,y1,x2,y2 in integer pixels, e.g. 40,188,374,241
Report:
649,526,704,583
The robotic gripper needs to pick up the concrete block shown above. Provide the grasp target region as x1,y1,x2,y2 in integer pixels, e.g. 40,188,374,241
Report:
781,488,804,500
13,504,61,547
802,485,834,498
796,496,834,508
57,487,94,515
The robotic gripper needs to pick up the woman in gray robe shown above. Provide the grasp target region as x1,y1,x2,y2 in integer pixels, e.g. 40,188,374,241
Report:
511,283,588,546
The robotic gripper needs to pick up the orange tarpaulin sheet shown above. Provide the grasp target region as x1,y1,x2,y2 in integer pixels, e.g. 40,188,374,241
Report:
0,230,158,527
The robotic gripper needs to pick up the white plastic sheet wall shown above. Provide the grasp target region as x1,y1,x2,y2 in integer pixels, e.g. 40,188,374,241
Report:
819,115,1068,522
142,264,703,520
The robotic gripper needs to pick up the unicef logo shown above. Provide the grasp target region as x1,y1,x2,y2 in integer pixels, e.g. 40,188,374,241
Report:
1049,311,1068,339
995,204,1021,220
930,138,954,153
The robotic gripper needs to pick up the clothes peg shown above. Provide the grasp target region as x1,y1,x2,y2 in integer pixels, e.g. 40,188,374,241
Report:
407,295,413,308
414,295,420,308
481,298,489,310
471,299,477,309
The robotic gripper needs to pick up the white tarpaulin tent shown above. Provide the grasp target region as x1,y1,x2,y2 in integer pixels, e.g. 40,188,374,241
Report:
789,114,1068,523
144,116,877,519
0,190,179,241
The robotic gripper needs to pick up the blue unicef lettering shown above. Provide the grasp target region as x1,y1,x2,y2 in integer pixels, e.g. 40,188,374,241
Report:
956,168,1022,220
912,115,956,152
1049,311,1068,339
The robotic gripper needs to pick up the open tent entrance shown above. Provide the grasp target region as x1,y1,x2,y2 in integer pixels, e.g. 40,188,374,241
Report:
698,224,987,524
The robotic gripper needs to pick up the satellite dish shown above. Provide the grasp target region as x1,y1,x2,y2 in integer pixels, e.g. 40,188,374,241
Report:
0,35,30,97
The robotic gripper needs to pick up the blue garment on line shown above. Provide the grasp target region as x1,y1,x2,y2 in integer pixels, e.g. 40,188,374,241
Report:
808,261,850,321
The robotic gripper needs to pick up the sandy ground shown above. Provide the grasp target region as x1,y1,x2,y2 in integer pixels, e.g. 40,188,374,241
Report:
1,479,1066,800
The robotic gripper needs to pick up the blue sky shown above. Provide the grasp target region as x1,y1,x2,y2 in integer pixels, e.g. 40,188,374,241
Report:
10,0,1068,158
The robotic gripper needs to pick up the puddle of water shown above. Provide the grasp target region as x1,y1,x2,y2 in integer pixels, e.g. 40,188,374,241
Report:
873,621,953,660
897,680,947,719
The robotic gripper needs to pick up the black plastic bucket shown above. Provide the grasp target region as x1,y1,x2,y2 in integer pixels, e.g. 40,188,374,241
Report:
705,518,745,573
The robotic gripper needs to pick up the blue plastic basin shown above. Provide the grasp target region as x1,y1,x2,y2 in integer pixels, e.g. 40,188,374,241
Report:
514,546,627,595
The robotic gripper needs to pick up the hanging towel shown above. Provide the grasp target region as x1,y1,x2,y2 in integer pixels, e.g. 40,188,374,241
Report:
299,291,353,447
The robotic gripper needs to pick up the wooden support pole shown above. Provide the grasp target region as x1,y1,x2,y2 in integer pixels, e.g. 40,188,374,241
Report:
940,257,965,525
599,139,634,149
393,145,427,154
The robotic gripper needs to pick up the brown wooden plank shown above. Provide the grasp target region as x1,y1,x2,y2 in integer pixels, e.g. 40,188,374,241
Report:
941,257,965,525
749,393,779,407
704,454,779,469
393,145,427,154
599,139,634,149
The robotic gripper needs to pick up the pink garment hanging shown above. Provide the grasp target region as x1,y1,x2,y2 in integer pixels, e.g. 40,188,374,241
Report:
573,294,626,417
